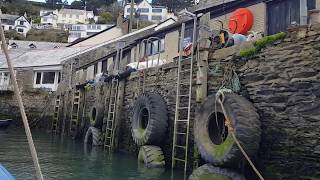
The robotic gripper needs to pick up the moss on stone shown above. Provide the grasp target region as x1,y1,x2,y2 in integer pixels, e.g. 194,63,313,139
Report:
239,32,287,58
239,48,257,58
196,174,231,180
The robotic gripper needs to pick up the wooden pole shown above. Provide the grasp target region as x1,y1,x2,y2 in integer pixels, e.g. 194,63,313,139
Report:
0,11,44,180
129,0,135,33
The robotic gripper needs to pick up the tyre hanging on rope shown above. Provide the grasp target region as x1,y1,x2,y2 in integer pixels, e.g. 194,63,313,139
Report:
194,93,261,167
90,103,104,128
84,127,103,146
189,164,246,180
138,145,165,168
131,93,168,146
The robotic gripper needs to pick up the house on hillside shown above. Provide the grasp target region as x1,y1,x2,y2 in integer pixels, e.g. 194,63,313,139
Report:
40,8,97,28
67,15,131,47
0,14,31,36
68,24,114,43
124,0,177,23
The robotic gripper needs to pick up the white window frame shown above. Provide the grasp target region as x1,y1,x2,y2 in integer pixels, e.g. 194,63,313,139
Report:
0,71,11,91
33,71,60,91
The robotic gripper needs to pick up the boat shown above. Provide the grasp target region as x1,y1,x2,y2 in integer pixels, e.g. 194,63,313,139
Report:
0,119,13,130
0,164,15,180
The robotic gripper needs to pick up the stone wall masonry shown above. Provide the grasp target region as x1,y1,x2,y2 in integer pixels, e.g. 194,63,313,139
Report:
57,24,320,179
207,25,320,179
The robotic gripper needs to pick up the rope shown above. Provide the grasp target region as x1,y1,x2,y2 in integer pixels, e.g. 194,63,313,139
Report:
0,12,44,180
215,89,264,180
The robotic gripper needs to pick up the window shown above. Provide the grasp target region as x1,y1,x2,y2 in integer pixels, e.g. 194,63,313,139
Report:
151,16,162,21
43,17,48,22
138,8,149,13
29,44,37,49
17,28,23,32
145,38,165,56
9,26,12,30
35,72,41,84
139,15,149,21
102,60,108,73
127,8,136,13
152,8,162,13
19,21,24,25
94,63,98,76
42,72,55,84
97,25,101,30
33,71,59,91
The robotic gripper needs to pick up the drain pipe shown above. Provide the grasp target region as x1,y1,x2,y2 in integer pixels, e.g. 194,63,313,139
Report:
300,0,308,25
0,11,44,180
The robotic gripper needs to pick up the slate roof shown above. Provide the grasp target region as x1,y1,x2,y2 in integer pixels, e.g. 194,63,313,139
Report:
0,47,86,69
0,14,19,25
193,0,237,13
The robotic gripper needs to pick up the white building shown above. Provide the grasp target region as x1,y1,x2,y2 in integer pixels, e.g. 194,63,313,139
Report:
68,24,114,43
40,8,96,28
124,0,175,23
0,14,31,37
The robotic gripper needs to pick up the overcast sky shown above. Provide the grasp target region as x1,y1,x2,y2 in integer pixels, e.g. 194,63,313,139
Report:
28,0,152,5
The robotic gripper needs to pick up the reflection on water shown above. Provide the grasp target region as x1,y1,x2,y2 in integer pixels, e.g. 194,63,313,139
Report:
0,129,183,180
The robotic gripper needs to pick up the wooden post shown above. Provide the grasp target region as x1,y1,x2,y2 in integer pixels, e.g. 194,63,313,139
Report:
196,13,210,102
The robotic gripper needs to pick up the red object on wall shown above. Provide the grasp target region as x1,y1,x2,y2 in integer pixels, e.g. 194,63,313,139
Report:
228,8,254,35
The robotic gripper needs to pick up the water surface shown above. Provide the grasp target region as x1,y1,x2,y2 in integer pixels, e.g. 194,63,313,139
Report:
0,128,183,180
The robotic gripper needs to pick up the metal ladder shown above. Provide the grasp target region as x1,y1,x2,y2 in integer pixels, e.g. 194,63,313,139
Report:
70,89,81,137
52,95,61,135
104,78,119,151
172,16,197,178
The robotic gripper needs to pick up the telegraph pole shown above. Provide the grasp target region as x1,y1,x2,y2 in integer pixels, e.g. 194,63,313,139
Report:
129,0,134,33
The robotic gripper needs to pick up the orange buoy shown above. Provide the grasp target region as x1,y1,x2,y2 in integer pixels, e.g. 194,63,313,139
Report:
228,8,254,35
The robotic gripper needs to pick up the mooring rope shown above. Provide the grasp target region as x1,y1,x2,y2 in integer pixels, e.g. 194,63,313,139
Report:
0,11,44,180
215,89,264,180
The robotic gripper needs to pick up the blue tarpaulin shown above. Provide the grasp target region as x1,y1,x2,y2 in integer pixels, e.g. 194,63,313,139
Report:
0,164,15,180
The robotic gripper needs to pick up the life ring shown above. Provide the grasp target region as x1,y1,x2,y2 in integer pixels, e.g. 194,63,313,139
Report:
194,93,261,166
228,8,254,35
131,93,168,146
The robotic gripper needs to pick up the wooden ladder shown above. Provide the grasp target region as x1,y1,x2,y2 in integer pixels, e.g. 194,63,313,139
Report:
172,19,197,179
51,95,61,135
70,89,81,137
104,79,119,151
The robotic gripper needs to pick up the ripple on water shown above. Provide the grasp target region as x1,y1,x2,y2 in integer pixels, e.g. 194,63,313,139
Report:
0,129,184,180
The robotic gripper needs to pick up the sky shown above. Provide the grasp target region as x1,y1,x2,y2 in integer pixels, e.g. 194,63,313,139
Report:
28,0,152,5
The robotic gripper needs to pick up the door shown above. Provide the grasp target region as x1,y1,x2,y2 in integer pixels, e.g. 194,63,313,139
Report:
267,0,300,35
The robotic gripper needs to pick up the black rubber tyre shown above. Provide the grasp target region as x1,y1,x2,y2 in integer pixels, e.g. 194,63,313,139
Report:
138,145,165,168
194,93,261,166
90,104,104,128
131,93,168,146
84,127,103,146
189,164,246,180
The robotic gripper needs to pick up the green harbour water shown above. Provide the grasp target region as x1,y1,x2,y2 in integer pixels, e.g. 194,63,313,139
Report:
0,128,183,180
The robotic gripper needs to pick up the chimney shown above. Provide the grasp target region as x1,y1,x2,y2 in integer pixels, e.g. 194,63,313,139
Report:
117,11,129,34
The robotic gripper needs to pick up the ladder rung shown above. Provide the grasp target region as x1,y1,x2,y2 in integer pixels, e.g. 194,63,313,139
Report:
180,70,191,74
174,145,186,149
74,102,79,105
178,107,188,110
176,132,186,135
178,94,189,97
173,158,186,162
106,128,113,131
179,82,191,86
176,119,188,122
